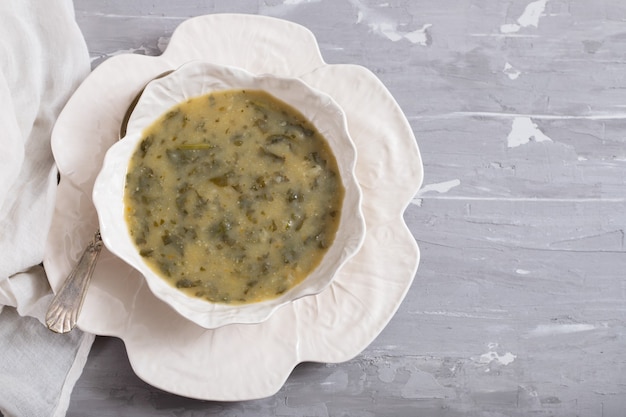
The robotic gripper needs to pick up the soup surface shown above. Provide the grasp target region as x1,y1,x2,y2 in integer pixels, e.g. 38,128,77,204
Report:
124,89,344,304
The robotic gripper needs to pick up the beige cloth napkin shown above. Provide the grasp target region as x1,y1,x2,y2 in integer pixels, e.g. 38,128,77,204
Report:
0,1,95,416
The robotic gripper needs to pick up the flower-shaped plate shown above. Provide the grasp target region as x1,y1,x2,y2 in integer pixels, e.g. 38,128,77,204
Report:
44,13,423,400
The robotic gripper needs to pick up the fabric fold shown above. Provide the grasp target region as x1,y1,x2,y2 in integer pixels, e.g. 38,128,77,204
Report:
0,1,96,416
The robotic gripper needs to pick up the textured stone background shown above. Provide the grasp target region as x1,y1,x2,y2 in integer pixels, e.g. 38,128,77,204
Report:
69,0,626,415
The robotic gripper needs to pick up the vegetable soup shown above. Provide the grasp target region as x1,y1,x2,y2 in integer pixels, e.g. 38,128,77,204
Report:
124,89,344,304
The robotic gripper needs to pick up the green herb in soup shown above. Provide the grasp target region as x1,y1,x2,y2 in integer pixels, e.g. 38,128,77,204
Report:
124,89,344,304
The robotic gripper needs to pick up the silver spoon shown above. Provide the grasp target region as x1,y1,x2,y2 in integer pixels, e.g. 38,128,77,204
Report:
45,70,173,333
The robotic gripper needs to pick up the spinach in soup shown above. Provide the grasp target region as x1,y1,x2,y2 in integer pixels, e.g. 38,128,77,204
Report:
124,89,344,304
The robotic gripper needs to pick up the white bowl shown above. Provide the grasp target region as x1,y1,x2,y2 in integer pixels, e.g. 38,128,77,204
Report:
92,61,365,329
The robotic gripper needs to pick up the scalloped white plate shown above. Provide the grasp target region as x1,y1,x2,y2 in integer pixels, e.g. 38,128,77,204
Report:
94,60,365,329
44,14,423,401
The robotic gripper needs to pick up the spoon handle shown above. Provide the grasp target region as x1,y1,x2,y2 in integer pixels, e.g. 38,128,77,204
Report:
45,231,103,333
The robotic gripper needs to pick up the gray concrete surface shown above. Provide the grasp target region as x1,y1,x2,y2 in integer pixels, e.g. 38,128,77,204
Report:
67,0,626,415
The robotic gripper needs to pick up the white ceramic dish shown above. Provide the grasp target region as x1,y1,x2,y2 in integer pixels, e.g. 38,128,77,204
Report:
44,14,423,400
93,60,365,329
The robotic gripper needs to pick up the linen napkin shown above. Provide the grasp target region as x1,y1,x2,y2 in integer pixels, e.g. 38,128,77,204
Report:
0,1,95,416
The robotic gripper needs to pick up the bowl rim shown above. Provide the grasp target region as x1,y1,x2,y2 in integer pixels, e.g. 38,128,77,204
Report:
92,60,366,329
